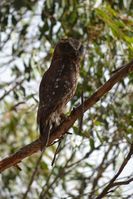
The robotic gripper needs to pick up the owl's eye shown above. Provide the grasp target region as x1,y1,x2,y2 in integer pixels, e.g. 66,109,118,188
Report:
79,45,84,54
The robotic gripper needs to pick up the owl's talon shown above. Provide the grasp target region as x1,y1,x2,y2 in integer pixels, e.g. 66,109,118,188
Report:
72,107,77,112
66,131,72,135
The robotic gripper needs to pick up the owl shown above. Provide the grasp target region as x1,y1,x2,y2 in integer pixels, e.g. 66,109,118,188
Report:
37,38,83,150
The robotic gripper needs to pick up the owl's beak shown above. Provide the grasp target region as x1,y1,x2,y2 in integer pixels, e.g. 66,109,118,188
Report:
69,38,81,51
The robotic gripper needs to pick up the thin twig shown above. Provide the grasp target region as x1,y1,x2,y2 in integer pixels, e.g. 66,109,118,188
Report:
51,139,62,166
111,177,133,187
22,128,51,199
95,143,133,199
22,150,44,199
89,143,114,199
0,78,25,101
78,91,84,134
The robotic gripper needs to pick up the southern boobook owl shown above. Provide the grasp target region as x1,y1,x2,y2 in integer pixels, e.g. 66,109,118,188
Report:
37,38,83,149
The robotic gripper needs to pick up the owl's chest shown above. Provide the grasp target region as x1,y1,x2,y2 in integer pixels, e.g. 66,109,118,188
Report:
50,64,79,124
63,62,79,85
66,63,79,95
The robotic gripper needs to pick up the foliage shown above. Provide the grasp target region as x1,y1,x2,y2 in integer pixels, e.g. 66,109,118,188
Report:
0,0,133,198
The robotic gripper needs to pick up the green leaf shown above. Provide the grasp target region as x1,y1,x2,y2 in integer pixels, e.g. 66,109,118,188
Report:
89,137,95,150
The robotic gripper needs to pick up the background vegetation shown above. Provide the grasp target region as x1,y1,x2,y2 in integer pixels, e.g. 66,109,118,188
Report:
0,0,133,198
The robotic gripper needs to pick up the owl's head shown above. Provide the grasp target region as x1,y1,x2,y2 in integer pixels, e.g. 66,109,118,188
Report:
54,38,83,60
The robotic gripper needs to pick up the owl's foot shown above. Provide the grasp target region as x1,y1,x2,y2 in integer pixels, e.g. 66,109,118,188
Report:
60,113,67,123
66,131,72,135
72,107,77,113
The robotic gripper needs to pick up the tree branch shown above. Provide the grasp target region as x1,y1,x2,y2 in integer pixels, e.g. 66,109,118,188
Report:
0,78,25,101
0,60,133,173
111,177,133,187
95,143,133,199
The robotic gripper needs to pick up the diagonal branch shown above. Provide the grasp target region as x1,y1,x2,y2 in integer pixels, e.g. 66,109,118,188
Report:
95,143,133,199
111,177,133,187
0,60,133,173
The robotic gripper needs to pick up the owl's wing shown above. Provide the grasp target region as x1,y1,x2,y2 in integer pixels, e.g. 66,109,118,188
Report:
37,58,74,125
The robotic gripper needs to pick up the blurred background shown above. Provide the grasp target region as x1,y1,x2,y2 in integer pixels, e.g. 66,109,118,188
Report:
0,0,133,198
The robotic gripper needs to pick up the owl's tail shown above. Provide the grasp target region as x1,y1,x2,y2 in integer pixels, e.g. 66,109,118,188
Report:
39,121,51,151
